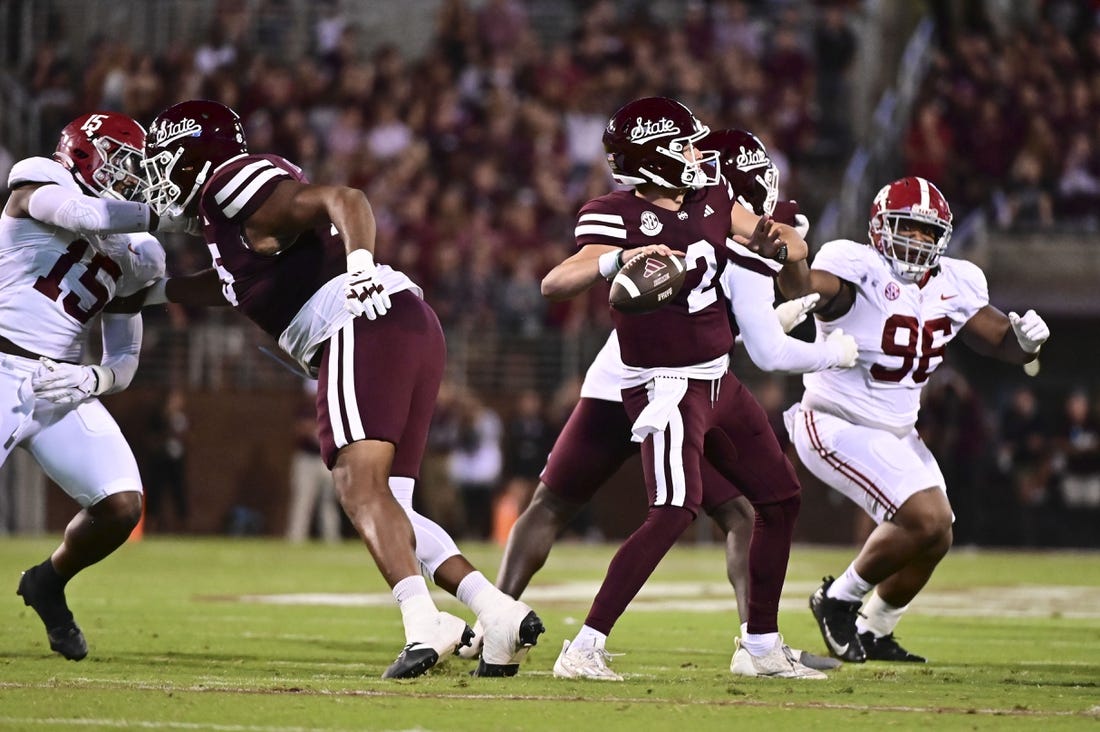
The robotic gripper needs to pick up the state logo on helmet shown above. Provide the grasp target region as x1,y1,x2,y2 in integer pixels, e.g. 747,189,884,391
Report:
602,97,720,191
868,176,953,282
700,128,779,216
54,112,147,201
143,99,248,216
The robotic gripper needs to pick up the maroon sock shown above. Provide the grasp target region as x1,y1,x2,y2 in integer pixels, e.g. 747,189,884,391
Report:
746,493,801,635
584,506,695,635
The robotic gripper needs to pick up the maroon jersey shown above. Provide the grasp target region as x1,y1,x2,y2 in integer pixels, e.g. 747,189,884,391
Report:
198,154,346,339
575,180,737,367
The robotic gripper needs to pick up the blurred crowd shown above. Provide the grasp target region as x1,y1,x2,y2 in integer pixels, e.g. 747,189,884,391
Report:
916,366,1100,549
908,0,1100,231
15,0,858,336
5,0,1099,546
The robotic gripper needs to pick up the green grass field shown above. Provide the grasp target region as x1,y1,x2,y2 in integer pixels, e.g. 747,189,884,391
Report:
2,538,1098,731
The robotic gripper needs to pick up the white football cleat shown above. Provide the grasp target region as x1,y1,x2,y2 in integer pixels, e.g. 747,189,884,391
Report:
552,639,623,681
730,636,828,679
474,599,545,677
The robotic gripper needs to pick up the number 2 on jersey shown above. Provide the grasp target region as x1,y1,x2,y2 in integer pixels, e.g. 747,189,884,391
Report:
684,240,718,313
33,239,122,324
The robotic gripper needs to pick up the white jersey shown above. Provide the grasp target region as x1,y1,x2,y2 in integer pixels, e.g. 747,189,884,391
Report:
580,331,624,402
801,239,987,434
0,157,165,361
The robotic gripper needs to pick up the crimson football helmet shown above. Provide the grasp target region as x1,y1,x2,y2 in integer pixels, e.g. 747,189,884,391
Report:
700,128,778,216
53,112,147,201
602,97,720,190
143,99,248,216
868,176,953,281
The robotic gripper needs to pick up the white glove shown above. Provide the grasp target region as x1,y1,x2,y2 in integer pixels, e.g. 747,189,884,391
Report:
774,292,821,333
824,328,859,368
1008,310,1049,353
344,249,391,320
155,207,203,236
31,358,114,405
793,213,810,239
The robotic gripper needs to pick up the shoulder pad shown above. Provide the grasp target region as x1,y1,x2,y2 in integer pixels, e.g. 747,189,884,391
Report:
8,157,79,191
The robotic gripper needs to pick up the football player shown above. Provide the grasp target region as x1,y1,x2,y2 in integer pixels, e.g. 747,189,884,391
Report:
777,176,1049,663
484,128,855,676
541,97,826,680
134,100,543,678
3,111,186,660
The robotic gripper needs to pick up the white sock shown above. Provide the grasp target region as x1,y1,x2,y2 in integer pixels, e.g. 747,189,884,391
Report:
827,565,873,603
741,631,779,656
393,574,432,604
393,575,436,642
572,624,607,650
855,592,908,637
456,571,506,617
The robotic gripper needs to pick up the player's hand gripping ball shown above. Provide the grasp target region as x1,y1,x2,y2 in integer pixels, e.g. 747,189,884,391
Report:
609,251,687,314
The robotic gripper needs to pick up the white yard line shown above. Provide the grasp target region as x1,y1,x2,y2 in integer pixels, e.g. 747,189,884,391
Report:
227,581,1100,619
0,683,1092,719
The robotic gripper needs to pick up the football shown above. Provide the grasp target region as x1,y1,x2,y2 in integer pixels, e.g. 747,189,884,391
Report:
609,251,687,314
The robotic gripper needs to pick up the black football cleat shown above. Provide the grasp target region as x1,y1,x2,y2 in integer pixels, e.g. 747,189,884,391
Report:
382,643,443,679
381,613,474,679
809,576,866,663
17,566,88,661
859,631,927,663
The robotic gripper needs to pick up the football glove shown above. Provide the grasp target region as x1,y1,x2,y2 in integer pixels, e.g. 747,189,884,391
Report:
344,249,391,320
31,358,113,405
1008,310,1049,353
774,293,821,333
825,328,859,369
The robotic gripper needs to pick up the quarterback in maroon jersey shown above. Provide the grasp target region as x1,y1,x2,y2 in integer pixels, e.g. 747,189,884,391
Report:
135,100,543,679
544,97,825,680
487,128,850,673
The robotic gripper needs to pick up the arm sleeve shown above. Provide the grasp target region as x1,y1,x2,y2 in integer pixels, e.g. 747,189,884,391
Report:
28,185,152,235
98,313,143,393
725,266,840,373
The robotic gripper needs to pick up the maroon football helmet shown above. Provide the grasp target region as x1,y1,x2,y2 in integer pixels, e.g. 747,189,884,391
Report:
53,112,147,201
143,99,248,216
868,176,953,281
700,128,779,216
602,97,720,190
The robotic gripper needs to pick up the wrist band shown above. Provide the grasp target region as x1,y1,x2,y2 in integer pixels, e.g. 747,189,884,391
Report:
598,249,624,279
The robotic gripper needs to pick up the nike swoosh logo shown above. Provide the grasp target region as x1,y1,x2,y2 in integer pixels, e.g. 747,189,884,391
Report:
940,294,957,300
821,625,849,655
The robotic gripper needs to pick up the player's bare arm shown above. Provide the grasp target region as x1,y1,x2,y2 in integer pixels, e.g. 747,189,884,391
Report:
243,179,376,257
776,261,856,321
104,269,227,313
541,243,673,301
958,305,1048,364
730,203,808,263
